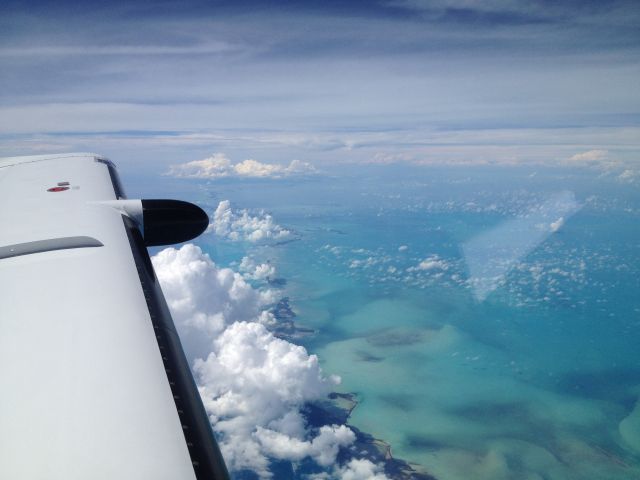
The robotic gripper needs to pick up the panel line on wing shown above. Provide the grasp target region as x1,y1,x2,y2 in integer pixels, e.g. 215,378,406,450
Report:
0,236,104,260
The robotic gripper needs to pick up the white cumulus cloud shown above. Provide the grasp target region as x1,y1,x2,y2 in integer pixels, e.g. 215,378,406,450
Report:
564,150,640,180
336,458,390,480
564,149,621,171
567,149,608,164
308,458,391,480
549,217,565,233
166,152,317,179
194,321,345,477
239,256,276,281
208,200,293,243
255,424,355,467
618,169,639,183
408,254,449,272
152,244,276,360
152,244,363,479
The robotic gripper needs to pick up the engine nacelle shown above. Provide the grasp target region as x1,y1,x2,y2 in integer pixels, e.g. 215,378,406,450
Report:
99,199,209,246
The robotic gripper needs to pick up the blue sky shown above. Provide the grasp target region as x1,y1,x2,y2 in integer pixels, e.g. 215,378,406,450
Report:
1,0,638,173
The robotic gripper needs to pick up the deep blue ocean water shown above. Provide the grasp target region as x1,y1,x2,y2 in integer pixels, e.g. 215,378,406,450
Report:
135,165,640,479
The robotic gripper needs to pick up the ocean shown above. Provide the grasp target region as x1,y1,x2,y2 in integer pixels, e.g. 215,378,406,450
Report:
138,164,640,479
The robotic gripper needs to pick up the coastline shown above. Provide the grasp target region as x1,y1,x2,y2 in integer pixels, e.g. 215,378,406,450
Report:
317,393,437,480
272,297,437,480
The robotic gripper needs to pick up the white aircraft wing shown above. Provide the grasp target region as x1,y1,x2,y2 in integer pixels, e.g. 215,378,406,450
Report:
0,153,228,480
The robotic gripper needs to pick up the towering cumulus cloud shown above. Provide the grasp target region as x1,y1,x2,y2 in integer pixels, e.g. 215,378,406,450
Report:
195,321,346,475
152,244,382,478
152,245,276,360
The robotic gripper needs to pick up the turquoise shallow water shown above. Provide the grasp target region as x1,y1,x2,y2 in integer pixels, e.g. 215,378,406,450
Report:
142,165,640,479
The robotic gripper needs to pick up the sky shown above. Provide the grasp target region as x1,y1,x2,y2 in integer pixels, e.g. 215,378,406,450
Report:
1,0,639,174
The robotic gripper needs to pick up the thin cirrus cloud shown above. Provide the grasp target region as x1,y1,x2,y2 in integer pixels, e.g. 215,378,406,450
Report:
0,43,241,57
0,1,637,170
